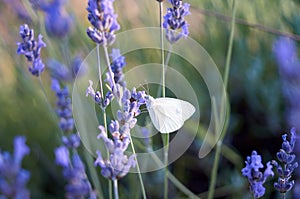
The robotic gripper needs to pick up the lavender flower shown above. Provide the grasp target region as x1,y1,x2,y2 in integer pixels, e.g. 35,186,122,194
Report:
71,56,86,79
62,134,81,149
0,136,30,199
86,0,120,46
272,128,298,194
163,0,190,43
242,151,274,198
48,59,73,81
95,125,136,180
110,49,126,87
55,146,96,199
273,37,300,197
93,84,146,179
30,0,72,38
86,80,114,110
51,79,74,132
17,24,46,76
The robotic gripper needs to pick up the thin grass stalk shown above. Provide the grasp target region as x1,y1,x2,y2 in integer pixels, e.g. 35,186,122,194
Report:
207,0,236,198
157,2,170,199
96,44,112,199
128,134,147,199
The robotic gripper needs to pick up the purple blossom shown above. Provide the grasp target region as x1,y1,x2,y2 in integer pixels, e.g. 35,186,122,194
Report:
163,0,190,43
273,37,300,197
86,80,114,109
30,0,72,38
0,136,30,199
47,56,86,82
110,49,126,87
95,125,136,180
62,134,81,149
94,86,147,180
242,151,274,198
51,79,74,132
17,24,46,76
55,146,70,167
86,0,120,46
272,128,298,194
71,56,86,79
48,59,73,81
273,37,300,78
55,146,96,199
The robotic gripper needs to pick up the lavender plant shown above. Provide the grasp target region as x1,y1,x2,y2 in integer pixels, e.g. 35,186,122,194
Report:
30,0,72,38
17,24,46,77
242,151,274,198
51,79,74,133
273,37,300,197
6,0,300,199
55,135,96,199
272,128,298,198
86,48,147,198
0,136,31,199
163,0,190,43
86,0,120,46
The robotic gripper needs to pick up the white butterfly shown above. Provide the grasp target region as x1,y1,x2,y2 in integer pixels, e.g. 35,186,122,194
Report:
145,96,195,133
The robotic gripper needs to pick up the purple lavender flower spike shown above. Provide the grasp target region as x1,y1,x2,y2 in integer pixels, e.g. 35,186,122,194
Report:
48,59,73,81
242,151,274,198
51,79,74,133
55,146,70,167
17,24,46,77
272,128,298,194
86,0,120,46
62,134,81,149
86,80,114,109
94,87,148,180
30,0,72,38
71,55,86,79
273,37,300,197
0,136,31,199
95,117,136,180
55,138,96,199
110,48,126,87
163,0,190,43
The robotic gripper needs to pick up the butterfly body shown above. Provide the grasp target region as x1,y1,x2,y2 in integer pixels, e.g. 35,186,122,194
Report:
145,96,195,133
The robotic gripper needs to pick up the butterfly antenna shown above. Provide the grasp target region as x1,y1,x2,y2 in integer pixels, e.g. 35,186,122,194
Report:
138,82,150,95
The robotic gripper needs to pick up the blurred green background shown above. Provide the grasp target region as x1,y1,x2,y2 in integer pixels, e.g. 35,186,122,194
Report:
0,0,300,198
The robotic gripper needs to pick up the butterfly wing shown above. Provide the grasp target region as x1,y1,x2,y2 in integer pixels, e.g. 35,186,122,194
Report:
148,98,195,133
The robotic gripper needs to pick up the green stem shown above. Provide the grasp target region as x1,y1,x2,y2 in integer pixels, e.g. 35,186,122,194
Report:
223,0,236,91
207,141,222,199
96,44,112,199
129,134,147,199
158,2,170,199
156,44,173,98
207,1,236,198
96,45,105,100
113,179,119,199
103,46,116,91
147,147,200,199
